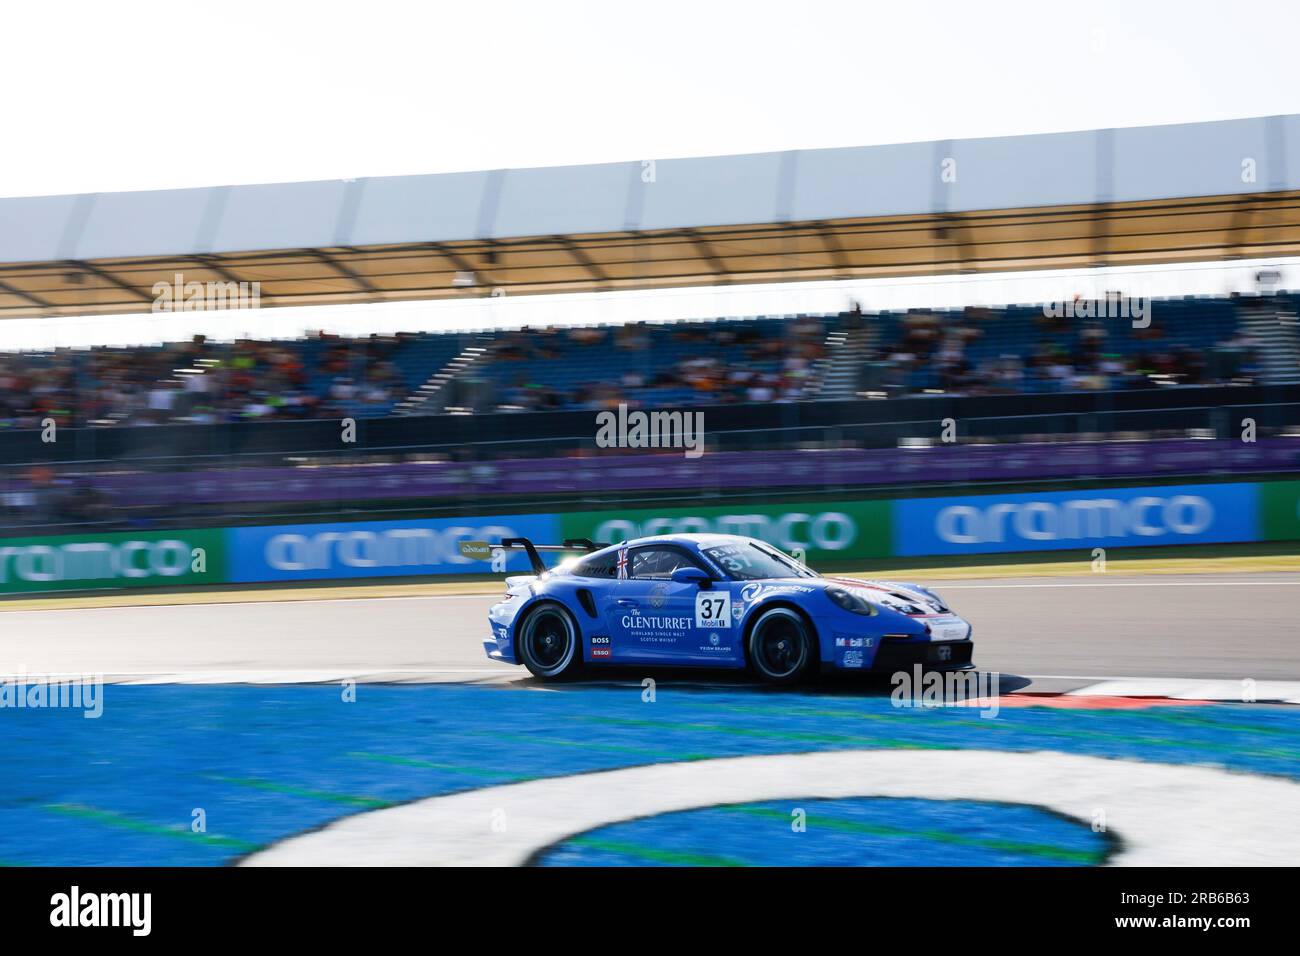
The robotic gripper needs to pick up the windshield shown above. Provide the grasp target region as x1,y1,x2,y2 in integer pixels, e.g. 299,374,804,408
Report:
701,542,820,581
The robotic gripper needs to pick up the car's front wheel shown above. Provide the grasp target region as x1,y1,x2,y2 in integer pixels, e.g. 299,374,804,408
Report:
517,603,582,680
747,607,815,684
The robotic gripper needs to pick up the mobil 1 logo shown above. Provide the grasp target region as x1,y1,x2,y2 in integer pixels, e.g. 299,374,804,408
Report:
696,591,731,628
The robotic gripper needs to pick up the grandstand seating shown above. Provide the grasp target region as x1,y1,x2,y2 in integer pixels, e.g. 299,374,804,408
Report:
0,293,1278,428
475,315,826,411
870,296,1256,394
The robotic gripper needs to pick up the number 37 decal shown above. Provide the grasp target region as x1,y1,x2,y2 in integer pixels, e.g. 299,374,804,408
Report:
695,591,731,628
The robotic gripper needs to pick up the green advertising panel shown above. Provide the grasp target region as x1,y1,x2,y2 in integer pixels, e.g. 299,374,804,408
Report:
1259,480,1300,541
0,528,227,594
560,499,892,565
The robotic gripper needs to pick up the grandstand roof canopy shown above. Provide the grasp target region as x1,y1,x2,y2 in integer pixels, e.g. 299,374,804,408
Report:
3,114,1300,318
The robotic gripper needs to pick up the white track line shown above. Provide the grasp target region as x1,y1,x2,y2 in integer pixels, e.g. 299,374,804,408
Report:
3,578,1296,613
938,580,1300,589
0,592,493,612
4,668,1297,701
241,749,1300,867
1067,678,1300,703
0,667,512,685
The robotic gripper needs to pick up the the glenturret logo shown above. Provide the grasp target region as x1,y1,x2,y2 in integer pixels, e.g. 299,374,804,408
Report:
0,668,103,718
595,403,704,459
152,272,261,312
457,541,494,560
50,886,151,936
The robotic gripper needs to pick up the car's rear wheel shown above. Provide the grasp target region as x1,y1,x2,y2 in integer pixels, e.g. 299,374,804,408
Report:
518,603,581,680
747,607,815,684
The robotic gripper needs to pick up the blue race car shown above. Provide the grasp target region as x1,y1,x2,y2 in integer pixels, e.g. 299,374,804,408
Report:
483,533,974,683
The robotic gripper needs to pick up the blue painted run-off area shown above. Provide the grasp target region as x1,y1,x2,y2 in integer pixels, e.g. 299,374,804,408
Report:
539,797,1107,866
1,684,1296,866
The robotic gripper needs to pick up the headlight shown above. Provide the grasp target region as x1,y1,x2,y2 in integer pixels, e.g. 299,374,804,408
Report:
825,586,876,616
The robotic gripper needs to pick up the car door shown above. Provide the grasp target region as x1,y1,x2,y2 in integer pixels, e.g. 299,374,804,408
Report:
602,545,741,665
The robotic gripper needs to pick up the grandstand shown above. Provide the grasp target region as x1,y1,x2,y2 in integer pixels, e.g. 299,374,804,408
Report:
2,115,1299,427
6,116,1300,318
0,291,1282,428
2,115,1300,536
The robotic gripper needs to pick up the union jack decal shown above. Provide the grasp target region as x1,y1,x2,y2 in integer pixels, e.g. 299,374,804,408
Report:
616,547,629,579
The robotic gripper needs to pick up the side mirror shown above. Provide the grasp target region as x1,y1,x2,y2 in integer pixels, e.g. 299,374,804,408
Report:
671,567,712,589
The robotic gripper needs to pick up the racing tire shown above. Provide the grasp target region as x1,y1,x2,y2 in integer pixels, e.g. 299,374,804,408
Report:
747,606,815,685
517,603,583,680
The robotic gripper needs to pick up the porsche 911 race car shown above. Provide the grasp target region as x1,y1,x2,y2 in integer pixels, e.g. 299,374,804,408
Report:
482,533,973,683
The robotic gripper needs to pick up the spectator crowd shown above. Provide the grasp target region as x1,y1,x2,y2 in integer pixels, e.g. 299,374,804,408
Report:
491,316,828,412
0,297,1274,429
865,305,1259,397
0,332,408,428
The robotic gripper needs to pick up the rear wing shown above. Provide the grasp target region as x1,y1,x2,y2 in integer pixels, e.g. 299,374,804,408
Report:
491,538,608,574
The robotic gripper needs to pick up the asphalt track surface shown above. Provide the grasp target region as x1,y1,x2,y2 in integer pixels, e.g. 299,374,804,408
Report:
4,570,1300,867
4,572,1298,683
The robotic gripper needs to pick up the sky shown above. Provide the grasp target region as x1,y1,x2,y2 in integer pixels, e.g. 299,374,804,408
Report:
3,0,1299,198
2,1,1298,347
